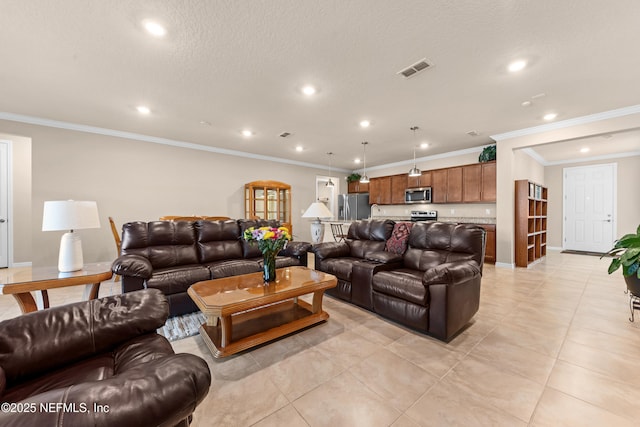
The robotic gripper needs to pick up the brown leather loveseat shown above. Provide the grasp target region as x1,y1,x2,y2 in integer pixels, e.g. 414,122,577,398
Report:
312,220,485,341
0,289,211,427
112,219,311,316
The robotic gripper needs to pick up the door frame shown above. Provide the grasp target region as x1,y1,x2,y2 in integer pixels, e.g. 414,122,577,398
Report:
0,139,13,267
562,162,617,252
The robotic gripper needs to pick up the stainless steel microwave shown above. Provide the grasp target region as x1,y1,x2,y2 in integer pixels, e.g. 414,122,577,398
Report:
405,187,432,204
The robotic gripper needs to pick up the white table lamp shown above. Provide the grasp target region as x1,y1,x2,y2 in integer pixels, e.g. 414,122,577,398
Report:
42,200,101,272
302,201,333,244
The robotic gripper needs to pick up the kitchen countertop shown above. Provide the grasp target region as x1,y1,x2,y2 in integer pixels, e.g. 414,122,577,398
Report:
324,216,496,225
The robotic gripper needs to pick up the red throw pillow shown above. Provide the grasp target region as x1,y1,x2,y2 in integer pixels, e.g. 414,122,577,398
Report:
385,222,413,255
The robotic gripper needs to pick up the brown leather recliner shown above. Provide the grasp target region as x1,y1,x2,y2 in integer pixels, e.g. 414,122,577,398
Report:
0,289,211,427
311,219,401,309
372,222,485,341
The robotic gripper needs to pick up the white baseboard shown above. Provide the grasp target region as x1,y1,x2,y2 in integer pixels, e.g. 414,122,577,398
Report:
10,261,32,268
495,262,515,269
547,246,563,251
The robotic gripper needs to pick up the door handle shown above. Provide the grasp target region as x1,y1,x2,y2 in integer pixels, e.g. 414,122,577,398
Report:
603,219,612,222
0,219,5,223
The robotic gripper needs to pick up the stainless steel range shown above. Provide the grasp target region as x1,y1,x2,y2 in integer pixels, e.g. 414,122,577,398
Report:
410,210,438,222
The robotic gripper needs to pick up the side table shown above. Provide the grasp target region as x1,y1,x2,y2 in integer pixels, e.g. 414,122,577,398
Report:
0,262,113,314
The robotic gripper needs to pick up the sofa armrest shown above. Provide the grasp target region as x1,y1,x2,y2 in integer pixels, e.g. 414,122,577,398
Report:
0,289,169,386
112,254,153,280
422,261,481,286
0,353,211,427
365,251,403,264
311,242,350,260
280,241,312,257
423,261,482,341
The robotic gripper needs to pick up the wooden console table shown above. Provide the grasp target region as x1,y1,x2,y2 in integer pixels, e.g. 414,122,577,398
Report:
0,262,113,313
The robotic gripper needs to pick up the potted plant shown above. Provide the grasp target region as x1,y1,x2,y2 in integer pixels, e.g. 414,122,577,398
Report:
604,225,640,316
478,145,496,162
346,173,361,183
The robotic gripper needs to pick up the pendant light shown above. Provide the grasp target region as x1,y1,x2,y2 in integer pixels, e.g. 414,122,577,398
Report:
326,152,335,187
360,142,370,183
408,126,421,177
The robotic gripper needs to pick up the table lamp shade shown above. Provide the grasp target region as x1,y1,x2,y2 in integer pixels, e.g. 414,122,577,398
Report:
42,201,101,272
302,202,333,219
42,201,101,231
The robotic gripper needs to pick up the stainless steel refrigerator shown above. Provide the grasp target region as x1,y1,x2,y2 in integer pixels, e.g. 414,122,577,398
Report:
338,193,371,221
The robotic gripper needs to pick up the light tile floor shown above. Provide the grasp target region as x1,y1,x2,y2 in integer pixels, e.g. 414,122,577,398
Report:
1,250,639,426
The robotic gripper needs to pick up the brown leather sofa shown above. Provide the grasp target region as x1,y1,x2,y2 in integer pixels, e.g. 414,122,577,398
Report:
0,289,211,427
112,219,311,317
312,220,485,341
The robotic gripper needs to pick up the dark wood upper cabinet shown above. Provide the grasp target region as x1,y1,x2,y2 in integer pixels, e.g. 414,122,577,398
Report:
463,164,482,202
481,162,496,202
390,174,407,204
348,180,369,193
407,171,432,188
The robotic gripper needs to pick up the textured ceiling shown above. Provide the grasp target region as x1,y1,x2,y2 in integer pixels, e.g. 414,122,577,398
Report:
1,0,639,170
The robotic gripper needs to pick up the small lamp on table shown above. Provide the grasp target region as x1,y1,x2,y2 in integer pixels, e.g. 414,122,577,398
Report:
42,200,101,272
302,201,333,244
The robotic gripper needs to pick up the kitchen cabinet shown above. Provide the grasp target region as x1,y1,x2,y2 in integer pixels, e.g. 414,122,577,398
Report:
480,162,496,201
348,180,369,193
369,176,391,205
390,174,407,204
463,164,482,202
432,167,462,203
479,224,496,264
407,171,432,189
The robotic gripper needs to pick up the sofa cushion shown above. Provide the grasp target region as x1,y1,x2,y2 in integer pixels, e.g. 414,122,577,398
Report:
372,268,428,306
146,265,211,294
385,222,413,255
195,220,244,263
317,257,361,281
207,259,262,278
122,221,199,269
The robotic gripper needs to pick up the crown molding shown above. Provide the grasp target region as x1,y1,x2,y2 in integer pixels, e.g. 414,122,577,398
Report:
0,112,352,173
491,104,640,141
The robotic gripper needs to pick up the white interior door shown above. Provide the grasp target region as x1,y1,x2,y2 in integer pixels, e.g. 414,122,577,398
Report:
563,163,616,252
0,142,8,267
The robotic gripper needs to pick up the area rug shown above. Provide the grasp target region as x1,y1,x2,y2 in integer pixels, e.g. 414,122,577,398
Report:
561,249,608,257
157,311,207,342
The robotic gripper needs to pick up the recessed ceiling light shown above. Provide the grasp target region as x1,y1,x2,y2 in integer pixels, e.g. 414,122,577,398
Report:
420,142,429,149
241,129,253,137
301,85,316,96
295,145,303,152
136,105,151,114
580,147,590,153
143,20,166,37
543,113,557,121
359,120,370,128
199,120,211,126
508,60,527,72
354,158,361,164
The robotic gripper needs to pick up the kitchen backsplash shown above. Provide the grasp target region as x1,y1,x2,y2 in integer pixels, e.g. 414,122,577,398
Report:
369,202,496,220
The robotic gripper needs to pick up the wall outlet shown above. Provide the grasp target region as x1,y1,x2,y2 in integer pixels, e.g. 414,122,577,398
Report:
485,208,491,215
450,209,455,215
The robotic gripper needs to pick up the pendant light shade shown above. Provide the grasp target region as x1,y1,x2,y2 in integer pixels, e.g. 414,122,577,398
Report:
326,152,335,187
408,126,421,177
360,142,370,183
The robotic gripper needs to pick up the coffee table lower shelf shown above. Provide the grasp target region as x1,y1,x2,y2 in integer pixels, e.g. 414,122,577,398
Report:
199,299,328,358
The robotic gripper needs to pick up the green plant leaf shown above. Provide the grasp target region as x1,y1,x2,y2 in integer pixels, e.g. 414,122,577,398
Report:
608,258,621,274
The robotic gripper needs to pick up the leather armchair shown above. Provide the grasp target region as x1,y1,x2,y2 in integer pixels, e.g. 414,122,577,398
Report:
0,289,211,427
372,222,485,341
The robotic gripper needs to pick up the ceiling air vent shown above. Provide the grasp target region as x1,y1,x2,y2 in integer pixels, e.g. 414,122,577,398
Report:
279,132,291,138
397,58,432,79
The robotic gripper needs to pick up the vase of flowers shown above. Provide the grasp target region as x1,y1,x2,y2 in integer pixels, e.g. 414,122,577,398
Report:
243,226,292,283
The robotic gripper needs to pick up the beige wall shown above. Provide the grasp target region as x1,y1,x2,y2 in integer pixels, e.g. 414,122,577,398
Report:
495,110,640,266
0,120,341,267
0,132,32,265
513,149,545,184
544,155,640,248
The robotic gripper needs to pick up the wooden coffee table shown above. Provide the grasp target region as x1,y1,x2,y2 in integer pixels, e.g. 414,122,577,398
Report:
187,266,337,358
